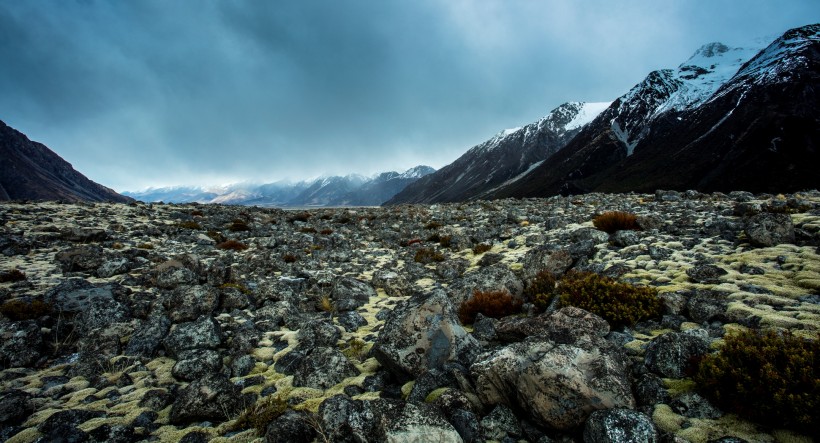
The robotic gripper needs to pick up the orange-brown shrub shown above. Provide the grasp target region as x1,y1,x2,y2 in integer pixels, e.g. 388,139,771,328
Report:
592,211,640,234
0,269,27,283
473,243,492,254
217,240,248,251
458,289,523,324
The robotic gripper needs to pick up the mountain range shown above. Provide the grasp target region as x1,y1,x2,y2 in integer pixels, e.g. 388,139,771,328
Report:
389,24,818,204
123,166,435,207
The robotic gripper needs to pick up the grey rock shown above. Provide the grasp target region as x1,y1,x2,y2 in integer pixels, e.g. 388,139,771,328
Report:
450,409,482,443
125,315,171,357
37,409,104,442
634,373,671,410
61,228,108,243
55,245,104,273
471,309,633,431
169,374,244,425
644,332,709,378
745,212,795,247
371,270,409,297
0,320,43,368
481,404,523,440
155,260,197,289
331,277,377,311
373,289,479,381
450,264,524,307
687,290,729,323
337,310,368,332
171,349,223,381
162,316,223,359
231,354,256,377
0,389,34,426
611,230,640,247
292,346,359,389
670,392,722,419
166,285,220,323
96,257,130,278
256,300,299,330
297,318,342,348
265,410,317,443
686,264,728,284
317,395,375,443
74,294,130,334
583,408,658,443
520,247,573,281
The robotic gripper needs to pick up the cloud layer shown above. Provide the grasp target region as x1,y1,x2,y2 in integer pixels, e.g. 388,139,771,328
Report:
1,0,817,190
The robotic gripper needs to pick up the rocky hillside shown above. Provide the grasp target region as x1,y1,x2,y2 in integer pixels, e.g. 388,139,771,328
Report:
0,120,132,203
491,24,820,198
385,102,609,205
1,191,819,442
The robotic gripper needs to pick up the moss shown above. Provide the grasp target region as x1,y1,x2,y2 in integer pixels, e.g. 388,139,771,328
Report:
401,381,415,399
652,404,684,433
425,387,450,403
695,329,819,435
458,289,523,324
663,378,696,397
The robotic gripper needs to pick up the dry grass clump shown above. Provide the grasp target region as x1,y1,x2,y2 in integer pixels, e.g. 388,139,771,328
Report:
288,212,311,223
299,227,318,234
425,221,443,230
177,220,202,230
458,289,523,324
228,219,250,232
0,269,27,283
217,240,248,251
282,253,299,263
695,330,819,435
231,395,288,434
320,229,333,235
592,211,640,234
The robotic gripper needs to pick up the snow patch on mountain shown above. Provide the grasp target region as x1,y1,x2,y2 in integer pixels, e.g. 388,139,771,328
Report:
566,102,612,130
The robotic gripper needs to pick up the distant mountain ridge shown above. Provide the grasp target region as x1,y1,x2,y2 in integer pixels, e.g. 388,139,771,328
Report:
124,165,436,207
0,120,132,203
490,23,820,198
385,102,610,204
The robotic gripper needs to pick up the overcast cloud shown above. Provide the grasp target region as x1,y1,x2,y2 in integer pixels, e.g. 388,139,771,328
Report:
1,0,817,190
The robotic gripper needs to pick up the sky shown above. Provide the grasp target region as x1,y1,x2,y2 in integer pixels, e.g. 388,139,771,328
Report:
1,1,818,191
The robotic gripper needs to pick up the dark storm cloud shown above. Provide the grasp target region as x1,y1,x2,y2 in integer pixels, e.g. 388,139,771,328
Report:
0,0,817,190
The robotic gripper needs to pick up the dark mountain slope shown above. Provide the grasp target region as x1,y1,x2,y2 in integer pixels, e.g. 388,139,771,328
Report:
0,120,132,203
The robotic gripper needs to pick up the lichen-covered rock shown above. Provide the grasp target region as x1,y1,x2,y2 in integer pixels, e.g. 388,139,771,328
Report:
171,349,223,381
744,212,795,247
372,289,479,381
0,320,43,368
125,314,171,357
520,247,573,281
265,410,317,443
296,318,342,348
450,264,524,307
331,276,376,311
291,346,359,389
582,408,658,443
480,404,523,441
154,260,197,289
96,257,131,278
166,285,220,323
644,332,709,378
337,310,368,332
371,270,409,297
0,389,34,426
162,315,223,358
686,290,729,323
611,230,640,247
55,245,104,273
471,310,634,430
37,409,105,443
169,374,244,425
686,263,728,284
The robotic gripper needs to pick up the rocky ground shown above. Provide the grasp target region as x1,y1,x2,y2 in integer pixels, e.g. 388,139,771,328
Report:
0,190,818,443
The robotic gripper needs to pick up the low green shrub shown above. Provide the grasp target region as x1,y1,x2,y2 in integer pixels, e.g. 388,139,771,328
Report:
592,211,640,234
556,271,662,327
458,289,523,324
523,270,557,312
695,330,818,435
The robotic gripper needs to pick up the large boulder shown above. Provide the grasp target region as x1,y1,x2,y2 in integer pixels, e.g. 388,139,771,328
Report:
471,308,634,431
744,212,795,247
449,264,524,307
291,346,359,390
372,289,479,381
169,374,244,425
